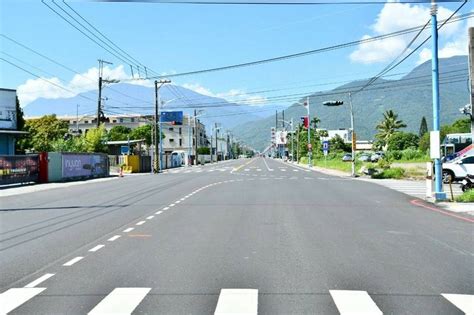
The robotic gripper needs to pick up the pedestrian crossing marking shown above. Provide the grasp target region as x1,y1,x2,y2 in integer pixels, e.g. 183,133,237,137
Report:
329,290,383,315
442,293,474,315
214,289,258,315
0,287,46,314
88,287,151,315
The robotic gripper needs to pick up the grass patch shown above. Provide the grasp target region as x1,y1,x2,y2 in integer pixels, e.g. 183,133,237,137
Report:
455,190,474,203
371,167,405,179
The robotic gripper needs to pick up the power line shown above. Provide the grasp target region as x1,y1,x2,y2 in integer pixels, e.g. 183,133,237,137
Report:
143,13,472,79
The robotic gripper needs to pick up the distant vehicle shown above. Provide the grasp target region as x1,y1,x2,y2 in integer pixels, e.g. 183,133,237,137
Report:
342,153,352,162
442,150,474,183
370,151,385,162
358,154,370,162
441,133,472,157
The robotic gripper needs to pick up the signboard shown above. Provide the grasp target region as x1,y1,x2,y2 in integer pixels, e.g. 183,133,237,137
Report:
322,140,329,156
430,131,441,159
62,154,108,178
271,127,276,144
275,131,287,145
120,145,130,155
160,111,183,125
0,89,17,130
0,155,39,185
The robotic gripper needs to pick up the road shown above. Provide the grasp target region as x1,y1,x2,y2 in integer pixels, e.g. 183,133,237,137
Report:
1,157,472,314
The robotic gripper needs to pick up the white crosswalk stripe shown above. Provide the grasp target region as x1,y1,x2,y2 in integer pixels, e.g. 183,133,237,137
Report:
0,287,46,314
214,289,258,315
441,293,474,315
330,290,383,315
88,287,151,315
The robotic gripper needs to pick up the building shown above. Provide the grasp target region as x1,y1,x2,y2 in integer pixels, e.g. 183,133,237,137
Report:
55,113,208,157
0,89,28,155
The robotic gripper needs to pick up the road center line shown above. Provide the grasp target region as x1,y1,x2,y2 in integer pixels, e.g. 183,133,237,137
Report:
63,256,84,266
89,245,105,252
24,273,55,288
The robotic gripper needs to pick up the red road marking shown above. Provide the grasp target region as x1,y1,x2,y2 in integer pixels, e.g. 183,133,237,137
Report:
410,199,474,223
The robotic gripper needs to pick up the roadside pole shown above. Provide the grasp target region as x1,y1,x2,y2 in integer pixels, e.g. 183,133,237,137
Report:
469,27,474,133
187,115,192,166
306,97,311,167
430,1,446,200
349,92,356,177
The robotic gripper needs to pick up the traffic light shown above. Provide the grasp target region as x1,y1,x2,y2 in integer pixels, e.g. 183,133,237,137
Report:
323,101,344,106
300,116,309,129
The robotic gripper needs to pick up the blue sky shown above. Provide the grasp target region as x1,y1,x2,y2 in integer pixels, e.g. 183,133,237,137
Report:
1,0,472,111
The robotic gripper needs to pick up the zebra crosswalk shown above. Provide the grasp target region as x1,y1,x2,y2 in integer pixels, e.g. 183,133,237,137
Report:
1,286,472,314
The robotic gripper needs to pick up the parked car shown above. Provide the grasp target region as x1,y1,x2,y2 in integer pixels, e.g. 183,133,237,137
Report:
370,151,385,162
342,153,352,162
442,154,474,183
358,154,371,162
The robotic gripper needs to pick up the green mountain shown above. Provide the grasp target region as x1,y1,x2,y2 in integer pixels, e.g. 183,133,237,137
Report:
232,56,470,151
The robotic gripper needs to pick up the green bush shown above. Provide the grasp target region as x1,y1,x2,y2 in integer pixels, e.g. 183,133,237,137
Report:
387,150,402,160
371,167,405,179
401,148,426,160
387,132,419,151
455,190,474,202
377,158,391,169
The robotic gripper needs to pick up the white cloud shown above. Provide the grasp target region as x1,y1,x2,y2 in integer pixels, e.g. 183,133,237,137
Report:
17,64,152,106
350,2,466,65
182,83,269,106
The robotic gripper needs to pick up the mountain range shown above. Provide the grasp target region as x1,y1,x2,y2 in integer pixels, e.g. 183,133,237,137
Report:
23,83,284,131
231,56,470,151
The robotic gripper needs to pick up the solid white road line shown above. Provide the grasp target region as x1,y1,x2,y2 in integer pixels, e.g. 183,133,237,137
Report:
88,287,151,315
123,227,134,233
24,273,55,288
108,235,121,242
329,290,382,315
89,245,105,252
214,289,258,315
63,256,84,266
262,158,274,171
156,211,163,215
0,287,46,314
146,215,154,220
136,221,146,226
442,293,474,314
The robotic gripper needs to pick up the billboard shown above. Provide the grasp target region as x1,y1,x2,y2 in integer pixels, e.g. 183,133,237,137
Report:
0,155,39,185
275,131,288,145
62,154,108,179
0,89,17,130
160,111,183,125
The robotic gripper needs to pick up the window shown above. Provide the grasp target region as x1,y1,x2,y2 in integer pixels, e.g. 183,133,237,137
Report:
169,139,174,143
462,157,474,164
179,128,182,135
112,120,117,123
119,118,124,123
84,120,89,124
179,139,182,146
131,118,135,122
72,121,76,124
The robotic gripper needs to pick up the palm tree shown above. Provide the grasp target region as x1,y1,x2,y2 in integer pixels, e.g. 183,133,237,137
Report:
375,110,407,149
311,117,320,130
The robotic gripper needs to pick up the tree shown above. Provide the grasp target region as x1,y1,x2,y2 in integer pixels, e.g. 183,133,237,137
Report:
130,124,152,146
311,117,320,130
387,132,419,151
17,115,69,152
84,125,107,153
450,118,470,133
330,134,351,152
375,110,407,150
107,126,131,141
418,116,428,137
16,96,25,131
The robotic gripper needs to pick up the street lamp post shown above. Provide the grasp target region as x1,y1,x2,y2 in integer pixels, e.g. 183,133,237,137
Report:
278,118,294,161
304,97,311,167
323,94,356,177
154,79,171,173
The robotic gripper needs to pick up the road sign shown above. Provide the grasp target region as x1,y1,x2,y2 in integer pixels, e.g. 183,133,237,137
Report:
120,145,130,155
322,140,329,151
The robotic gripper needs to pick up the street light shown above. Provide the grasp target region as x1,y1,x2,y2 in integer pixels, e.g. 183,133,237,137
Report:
323,92,356,177
278,118,294,161
154,79,171,173
191,110,205,166
297,97,311,167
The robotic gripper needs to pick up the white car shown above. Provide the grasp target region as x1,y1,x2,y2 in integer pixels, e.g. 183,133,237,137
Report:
442,154,474,183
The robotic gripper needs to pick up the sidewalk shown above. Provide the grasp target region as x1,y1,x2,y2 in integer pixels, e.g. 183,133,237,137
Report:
0,176,119,197
290,161,351,177
435,202,474,215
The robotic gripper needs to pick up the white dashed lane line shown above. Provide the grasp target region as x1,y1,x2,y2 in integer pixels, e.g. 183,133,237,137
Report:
108,235,121,242
156,211,163,215
89,245,105,252
63,256,84,266
123,227,134,233
163,207,169,210
24,273,55,288
136,221,146,226
146,215,154,220
169,203,175,207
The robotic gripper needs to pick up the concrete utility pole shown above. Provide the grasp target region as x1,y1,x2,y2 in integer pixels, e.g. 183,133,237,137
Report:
187,114,192,166
215,123,218,162
469,27,474,133
194,109,199,165
154,79,171,173
305,97,311,167
349,92,356,177
76,104,80,134
430,1,446,200
97,59,112,128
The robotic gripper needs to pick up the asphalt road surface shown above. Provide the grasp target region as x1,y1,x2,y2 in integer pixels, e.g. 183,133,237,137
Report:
1,157,472,314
